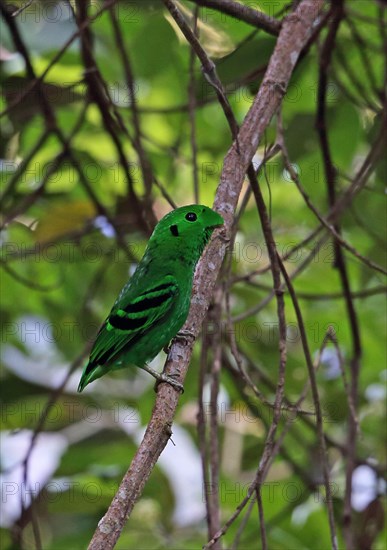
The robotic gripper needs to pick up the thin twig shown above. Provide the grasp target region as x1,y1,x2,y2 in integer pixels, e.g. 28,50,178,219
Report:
10,0,35,17
187,0,281,35
188,6,200,203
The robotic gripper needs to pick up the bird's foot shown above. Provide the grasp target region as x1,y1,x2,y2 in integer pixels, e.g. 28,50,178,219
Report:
217,231,230,245
154,372,184,394
163,343,171,354
142,364,184,393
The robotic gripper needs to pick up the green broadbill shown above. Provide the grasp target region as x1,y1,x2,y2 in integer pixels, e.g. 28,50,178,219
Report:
78,205,224,392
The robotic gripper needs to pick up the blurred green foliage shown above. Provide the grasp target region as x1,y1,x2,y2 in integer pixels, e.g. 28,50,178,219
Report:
0,1,386,549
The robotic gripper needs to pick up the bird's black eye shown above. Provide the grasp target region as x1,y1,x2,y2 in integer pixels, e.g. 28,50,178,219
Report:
185,212,197,222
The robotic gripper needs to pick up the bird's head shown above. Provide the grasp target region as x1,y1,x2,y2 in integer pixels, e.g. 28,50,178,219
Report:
150,204,224,259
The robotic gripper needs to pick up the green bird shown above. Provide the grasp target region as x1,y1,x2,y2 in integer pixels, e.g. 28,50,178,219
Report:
78,204,224,392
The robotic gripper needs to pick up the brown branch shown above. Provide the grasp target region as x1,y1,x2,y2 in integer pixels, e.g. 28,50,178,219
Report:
187,0,282,35
9,0,35,17
87,1,325,548
165,14,290,520
164,16,328,516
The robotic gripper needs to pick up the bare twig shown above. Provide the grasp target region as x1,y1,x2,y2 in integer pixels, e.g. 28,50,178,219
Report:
187,0,282,35
188,6,200,203
10,0,35,17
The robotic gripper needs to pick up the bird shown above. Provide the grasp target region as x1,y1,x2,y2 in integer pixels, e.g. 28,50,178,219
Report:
77,204,224,393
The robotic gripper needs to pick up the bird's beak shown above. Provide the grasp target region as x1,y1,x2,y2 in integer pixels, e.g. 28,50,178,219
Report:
209,211,224,228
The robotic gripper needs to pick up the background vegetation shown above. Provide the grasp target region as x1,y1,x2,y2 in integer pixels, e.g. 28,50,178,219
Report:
1,0,386,549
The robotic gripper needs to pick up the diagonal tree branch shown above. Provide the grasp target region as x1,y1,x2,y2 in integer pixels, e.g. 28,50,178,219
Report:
187,0,282,35
87,1,326,548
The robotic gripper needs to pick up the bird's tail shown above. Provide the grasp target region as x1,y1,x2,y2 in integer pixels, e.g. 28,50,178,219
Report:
77,372,89,393
77,361,104,392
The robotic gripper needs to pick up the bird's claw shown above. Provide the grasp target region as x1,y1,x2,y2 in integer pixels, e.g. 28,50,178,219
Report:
163,343,171,354
154,372,184,394
141,363,184,393
217,232,230,245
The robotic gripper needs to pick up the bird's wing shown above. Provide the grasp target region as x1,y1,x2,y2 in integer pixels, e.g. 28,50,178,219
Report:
88,275,179,367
